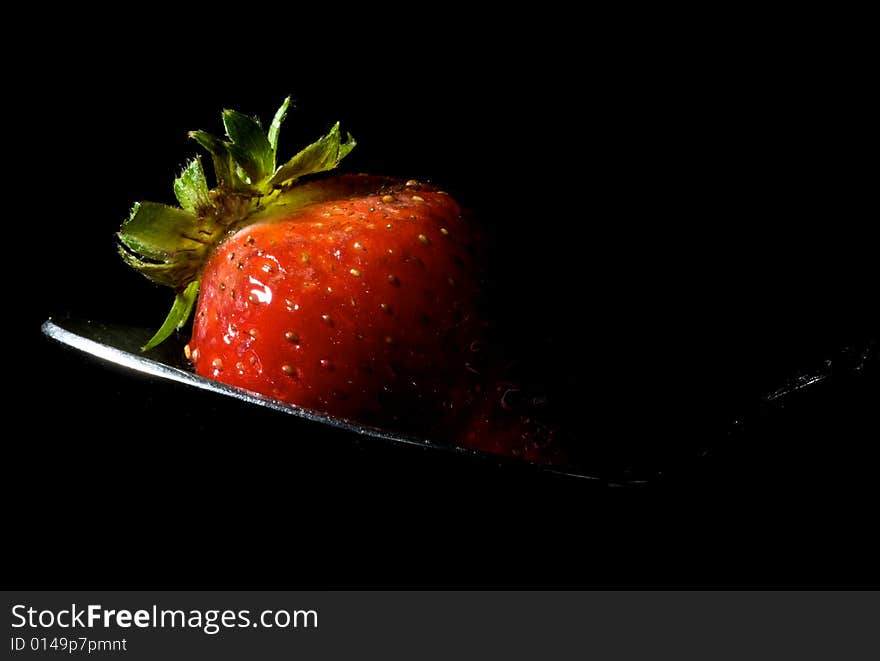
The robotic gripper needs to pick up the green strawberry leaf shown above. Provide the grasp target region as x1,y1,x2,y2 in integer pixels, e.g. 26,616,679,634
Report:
118,248,184,288
269,122,356,188
117,201,209,289
119,202,201,262
189,129,237,188
267,96,291,158
142,280,200,351
173,157,209,213
223,109,273,183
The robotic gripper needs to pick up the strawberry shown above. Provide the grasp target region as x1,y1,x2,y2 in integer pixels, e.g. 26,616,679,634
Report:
188,176,483,433
118,99,484,439
118,99,571,463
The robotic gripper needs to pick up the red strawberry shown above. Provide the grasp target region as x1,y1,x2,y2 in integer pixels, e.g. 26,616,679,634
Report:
187,175,482,433
118,98,564,461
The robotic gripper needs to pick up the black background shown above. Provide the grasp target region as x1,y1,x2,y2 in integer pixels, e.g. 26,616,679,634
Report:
10,12,878,586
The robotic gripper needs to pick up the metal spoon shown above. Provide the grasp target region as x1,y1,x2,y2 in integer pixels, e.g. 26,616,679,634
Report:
41,317,877,486
40,317,608,483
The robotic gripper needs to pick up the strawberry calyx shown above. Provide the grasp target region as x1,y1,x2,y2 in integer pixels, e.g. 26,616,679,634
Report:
118,97,356,350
